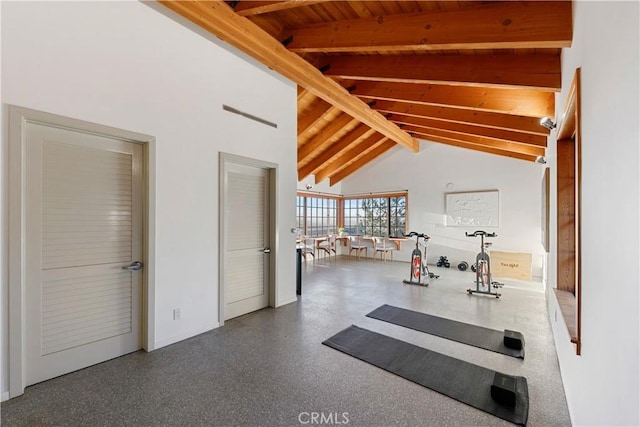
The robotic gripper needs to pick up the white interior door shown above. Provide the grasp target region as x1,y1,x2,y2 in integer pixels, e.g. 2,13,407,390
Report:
25,123,143,386
223,162,270,320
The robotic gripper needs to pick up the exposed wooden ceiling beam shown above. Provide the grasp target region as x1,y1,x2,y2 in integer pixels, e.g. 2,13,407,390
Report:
413,133,539,162
387,114,547,147
406,127,545,157
231,1,331,17
298,101,334,135
284,1,573,53
372,100,549,135
322,54,561,91
298,124,373,179
297,86,308,101
298,113,357,163
160,0,419,152
314,132,387,183
351,81,555,117
329,140,396,185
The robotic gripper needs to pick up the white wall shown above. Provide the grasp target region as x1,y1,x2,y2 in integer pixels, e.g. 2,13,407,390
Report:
340,142,547,277
1,1,297,398
546,1,640,425
297,175,342,195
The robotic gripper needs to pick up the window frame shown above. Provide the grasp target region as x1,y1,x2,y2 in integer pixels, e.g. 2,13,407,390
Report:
298,191,408,238
296,192,340,237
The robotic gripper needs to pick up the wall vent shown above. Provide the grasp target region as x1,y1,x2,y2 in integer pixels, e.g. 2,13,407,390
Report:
222,105,278,129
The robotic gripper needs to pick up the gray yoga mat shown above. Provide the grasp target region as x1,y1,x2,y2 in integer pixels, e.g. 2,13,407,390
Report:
323,325,529,426
366,304,524,359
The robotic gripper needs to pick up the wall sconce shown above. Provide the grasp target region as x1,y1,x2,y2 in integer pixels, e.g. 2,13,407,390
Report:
540,117,557,130
305,184,313,190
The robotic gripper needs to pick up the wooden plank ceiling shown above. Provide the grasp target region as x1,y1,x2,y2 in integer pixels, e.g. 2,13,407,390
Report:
160,1,572,186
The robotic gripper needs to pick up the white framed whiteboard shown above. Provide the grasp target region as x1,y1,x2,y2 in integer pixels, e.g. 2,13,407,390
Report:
445,190,499,227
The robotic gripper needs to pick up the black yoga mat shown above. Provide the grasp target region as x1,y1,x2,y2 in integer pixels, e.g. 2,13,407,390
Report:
323,325,529,426
366,304,525,359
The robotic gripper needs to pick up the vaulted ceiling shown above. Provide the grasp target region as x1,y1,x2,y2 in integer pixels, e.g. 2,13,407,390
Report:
160,1,573,185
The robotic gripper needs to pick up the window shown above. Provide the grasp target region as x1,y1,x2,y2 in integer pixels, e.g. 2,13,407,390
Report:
296,195,305,232
343,194,407,237
297,192,407,237
296,195,338,236
389,196,407,237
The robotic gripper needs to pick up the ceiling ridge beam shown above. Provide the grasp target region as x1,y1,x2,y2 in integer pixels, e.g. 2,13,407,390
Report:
321,54,561,92
351,81,554,117
283,1,572,53
314,133,387,183
159,0,418,152
298,124,373,180
371,100,549,135
329,140,396,185
387,114,547,147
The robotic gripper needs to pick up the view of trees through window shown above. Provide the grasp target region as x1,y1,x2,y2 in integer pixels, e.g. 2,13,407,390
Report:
344,196,406,237
389,196,407,237
297,193,407,237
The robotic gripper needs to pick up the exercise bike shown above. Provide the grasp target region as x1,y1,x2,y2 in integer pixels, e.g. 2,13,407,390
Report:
403,232,439,287
465,230,503,298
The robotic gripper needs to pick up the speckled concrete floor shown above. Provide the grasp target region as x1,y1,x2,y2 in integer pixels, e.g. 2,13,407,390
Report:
1,257,571,426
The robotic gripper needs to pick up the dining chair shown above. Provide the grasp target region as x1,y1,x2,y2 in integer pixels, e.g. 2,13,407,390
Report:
373,237,394,263
317,234,337,259
348,235,368,260
301,236,316,262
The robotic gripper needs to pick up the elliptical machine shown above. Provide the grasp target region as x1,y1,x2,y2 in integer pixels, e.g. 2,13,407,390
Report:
403,232,438,286
465,230,502,298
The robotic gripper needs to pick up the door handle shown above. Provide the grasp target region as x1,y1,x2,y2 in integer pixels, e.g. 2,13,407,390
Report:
263,248,271,254
122,261,143,271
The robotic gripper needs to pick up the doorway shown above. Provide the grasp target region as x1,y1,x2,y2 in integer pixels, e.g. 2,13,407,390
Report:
8,106,153,397
219,153,276,322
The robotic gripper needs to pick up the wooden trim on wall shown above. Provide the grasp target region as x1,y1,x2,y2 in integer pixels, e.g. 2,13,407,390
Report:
575,68,582,356
296,191,341,200
542,167,550,252
554,68,582,355
557,139,576,293
557,68,580,140
297,191,409,200
341,191,409,200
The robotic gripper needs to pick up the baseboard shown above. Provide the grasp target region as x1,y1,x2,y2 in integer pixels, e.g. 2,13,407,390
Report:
153,322,220,350
276,296,298,307
1,391,10,402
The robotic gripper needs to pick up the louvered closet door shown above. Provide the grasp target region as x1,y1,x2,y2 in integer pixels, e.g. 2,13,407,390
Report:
25,123,143,386
223,163,270,320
